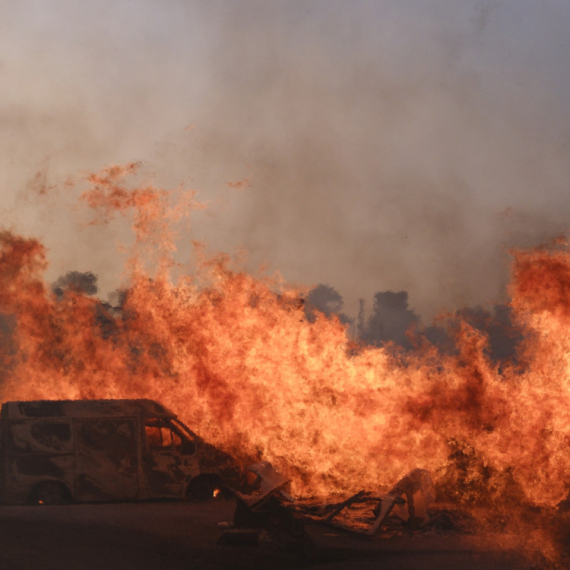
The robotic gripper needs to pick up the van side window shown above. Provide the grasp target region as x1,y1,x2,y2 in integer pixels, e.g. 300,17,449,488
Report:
145,419,196,455
144,420,173,448
29,421,72,452
145,424,164,448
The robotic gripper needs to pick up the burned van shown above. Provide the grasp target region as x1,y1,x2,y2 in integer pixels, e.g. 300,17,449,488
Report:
0,399,241,505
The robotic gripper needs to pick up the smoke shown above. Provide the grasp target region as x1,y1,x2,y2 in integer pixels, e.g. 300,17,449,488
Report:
2,1,570,318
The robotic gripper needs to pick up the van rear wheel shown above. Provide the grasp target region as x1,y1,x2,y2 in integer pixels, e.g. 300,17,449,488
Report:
35,481,70,505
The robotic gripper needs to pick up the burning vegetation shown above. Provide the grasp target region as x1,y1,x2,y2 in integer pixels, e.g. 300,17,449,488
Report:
1,165,570,564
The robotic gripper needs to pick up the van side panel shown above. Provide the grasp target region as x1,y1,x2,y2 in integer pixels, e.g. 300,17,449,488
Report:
0,399,235,504
3,419,75,504
75,418,139,502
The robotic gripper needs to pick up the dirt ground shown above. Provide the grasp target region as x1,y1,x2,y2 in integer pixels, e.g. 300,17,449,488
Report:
0,499,540,570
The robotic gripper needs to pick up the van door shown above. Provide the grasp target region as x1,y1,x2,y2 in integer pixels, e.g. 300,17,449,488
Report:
75,418,139,502
143,418,199,498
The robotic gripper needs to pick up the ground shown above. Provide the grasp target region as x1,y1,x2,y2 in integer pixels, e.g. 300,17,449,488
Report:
0,499,540,570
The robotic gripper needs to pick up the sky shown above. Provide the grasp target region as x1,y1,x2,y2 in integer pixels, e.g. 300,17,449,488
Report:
1,0,570,319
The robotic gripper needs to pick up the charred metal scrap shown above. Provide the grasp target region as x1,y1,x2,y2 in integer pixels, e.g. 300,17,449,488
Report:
292,468,436,535
219,463,435,544
224,462,304,541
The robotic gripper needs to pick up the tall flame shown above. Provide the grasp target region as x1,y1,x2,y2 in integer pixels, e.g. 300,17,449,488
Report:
1,165,570,518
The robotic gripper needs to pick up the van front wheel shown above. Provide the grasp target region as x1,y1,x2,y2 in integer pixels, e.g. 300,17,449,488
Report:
188,476,216,501
35,481,70,505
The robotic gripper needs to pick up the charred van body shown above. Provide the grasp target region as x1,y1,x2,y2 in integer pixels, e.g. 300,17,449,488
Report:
0,399,242,505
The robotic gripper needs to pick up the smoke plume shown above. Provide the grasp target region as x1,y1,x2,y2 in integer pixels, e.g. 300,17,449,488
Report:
2,1,570,318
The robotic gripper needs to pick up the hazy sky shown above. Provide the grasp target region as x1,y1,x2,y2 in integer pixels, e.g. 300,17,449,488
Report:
2,1,570,318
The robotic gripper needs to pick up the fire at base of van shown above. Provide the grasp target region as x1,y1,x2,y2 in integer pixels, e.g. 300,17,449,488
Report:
0,399,243,505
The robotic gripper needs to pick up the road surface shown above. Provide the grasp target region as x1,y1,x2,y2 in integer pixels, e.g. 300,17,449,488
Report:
0,499,538,569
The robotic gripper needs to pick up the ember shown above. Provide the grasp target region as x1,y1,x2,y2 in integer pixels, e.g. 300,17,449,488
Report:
1,165,570,563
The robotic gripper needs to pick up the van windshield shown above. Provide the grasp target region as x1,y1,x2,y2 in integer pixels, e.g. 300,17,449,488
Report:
171,419,198,441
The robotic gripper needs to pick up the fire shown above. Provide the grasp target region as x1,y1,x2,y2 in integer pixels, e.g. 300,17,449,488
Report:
1,164,570,527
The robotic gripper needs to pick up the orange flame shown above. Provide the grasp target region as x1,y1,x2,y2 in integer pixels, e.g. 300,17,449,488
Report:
1,166,570,517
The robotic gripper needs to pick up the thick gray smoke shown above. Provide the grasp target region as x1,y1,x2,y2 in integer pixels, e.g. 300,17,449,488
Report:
2,1,570,319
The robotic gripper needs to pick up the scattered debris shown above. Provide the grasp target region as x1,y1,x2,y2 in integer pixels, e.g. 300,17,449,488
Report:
235,461,292,509
231,462,304,541
291,468,435,536
219,463,437,546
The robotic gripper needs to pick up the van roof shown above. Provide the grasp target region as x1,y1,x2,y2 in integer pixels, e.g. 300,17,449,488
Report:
0,399,176,420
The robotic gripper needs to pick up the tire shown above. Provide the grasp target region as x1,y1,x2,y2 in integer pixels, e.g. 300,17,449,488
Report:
188,476,215,501
35,481,70,505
